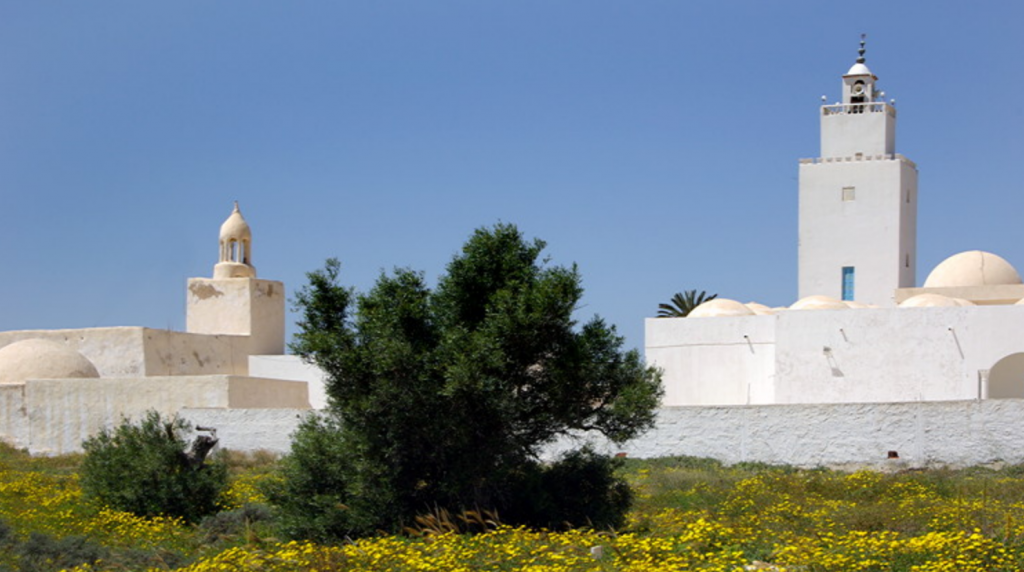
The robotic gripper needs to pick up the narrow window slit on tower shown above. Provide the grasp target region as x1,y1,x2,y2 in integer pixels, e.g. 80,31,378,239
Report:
842,186,856,201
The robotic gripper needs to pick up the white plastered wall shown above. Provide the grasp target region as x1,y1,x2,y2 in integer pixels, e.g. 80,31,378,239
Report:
249,354,329,409
0,328,254,378
648,305,1024,407
798,156,917,306
0,329,148,378
0,384,28,449
646,315,776,406
186,277,285,356
820,104,896,158
142,328,251,376
545,399,1024,469
19,375,309,455
774,306,1024,403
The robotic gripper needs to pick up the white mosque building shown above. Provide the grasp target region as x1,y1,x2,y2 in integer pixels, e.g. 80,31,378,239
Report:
646,39,1024,408
2,40,1023,466
0,203,313,455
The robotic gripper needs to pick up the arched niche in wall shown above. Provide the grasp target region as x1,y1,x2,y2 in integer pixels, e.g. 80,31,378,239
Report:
988,353,1024,399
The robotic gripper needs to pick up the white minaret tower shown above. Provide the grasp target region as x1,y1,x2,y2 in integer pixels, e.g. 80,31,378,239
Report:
798,36,918,306
187,202,285,356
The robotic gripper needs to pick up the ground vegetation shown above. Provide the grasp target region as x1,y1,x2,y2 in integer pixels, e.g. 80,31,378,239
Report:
79,412,227,524
2,446,1024,571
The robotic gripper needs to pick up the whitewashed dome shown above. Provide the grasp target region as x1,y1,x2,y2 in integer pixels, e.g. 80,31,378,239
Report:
924,251,1021,288
689,298,755,318
899,293,960,308
745,302,775,316
844,300,869,309
219,202,252,242
846,62,873,76
0,339,100,384
790,295,848,311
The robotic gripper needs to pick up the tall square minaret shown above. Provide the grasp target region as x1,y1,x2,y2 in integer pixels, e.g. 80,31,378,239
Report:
798,37,917,306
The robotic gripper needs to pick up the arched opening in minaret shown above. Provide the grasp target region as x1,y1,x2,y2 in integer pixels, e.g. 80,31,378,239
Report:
221,238,250,265
850,80,866,113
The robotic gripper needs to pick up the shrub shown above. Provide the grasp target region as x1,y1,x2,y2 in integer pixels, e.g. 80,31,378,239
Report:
269,413,372,541
16,532,108,572
79,411,227,523
501,448,633,530
199,503,274,544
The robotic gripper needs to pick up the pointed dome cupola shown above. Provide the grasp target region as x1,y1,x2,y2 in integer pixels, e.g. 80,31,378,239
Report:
214,202,257,279
842,34,879,107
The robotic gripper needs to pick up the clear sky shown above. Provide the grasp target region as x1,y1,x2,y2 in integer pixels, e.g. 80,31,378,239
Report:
1,1,1022,353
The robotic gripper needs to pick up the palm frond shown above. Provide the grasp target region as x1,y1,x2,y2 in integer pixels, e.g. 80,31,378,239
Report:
656,290,718,318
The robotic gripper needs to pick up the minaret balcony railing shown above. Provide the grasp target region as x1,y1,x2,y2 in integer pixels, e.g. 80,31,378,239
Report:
799,153,916,167
821,102,896,118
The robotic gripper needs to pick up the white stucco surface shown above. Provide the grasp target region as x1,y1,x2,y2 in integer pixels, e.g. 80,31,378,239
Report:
547,400,1024,469
0,329,149,378
187,278,285,356
2,375,309,455
820,103,895,159
181,408,309,454
648,305,1024,406
158,400,1024,469
0,328,256,378
646,315,776,405
798,156,917,306
249,354,329,409
0,384,28,449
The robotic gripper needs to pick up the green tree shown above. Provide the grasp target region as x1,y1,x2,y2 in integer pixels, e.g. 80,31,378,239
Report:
657,290,718,317
79,412,227,523
280,223,662,540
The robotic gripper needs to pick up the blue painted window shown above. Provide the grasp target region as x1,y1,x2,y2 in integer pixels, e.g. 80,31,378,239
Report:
841,266,855,301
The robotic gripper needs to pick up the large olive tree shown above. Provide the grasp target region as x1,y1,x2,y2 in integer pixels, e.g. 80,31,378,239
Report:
277,223,662,540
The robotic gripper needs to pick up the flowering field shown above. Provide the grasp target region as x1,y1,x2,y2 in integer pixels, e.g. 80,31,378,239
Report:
2,446,1023,571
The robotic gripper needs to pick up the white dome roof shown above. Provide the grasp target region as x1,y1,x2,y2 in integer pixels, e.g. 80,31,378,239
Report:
899,294,960,308
923,251,1021,288
0,339,100,384
844,301,869,309
689,298,755,318
790,295,848,311
745,302,775,316
219,202,252,242
846,62,873,76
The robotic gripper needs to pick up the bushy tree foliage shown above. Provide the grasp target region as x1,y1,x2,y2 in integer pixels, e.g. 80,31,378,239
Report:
79,412,227,523
280,223,662,540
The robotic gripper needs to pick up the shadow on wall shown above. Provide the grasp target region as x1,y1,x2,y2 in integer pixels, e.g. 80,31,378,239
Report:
989,353,1024,398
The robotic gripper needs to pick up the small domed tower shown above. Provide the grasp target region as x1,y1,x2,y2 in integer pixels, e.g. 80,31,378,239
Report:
214,202,256,279
187,203,285,355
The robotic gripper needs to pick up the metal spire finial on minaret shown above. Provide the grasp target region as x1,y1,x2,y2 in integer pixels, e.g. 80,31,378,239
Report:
856,33,867,64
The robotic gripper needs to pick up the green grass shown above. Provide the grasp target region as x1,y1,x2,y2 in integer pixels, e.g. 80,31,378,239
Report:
3,445,1024,570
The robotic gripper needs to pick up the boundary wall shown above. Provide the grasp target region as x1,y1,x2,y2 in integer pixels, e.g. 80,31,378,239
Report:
549,400,1024,469
183,400,1024,470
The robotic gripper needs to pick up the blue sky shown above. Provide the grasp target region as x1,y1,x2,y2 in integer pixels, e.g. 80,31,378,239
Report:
1,2,1022,352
